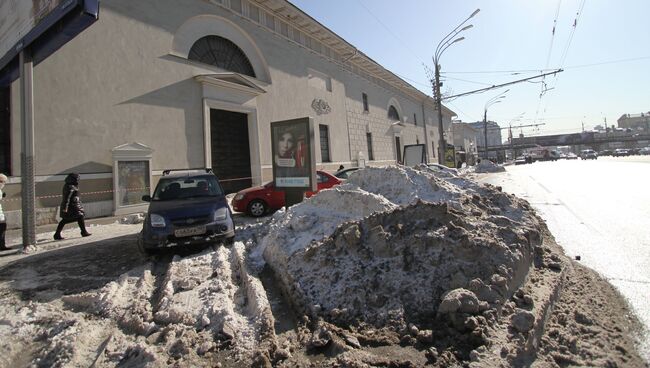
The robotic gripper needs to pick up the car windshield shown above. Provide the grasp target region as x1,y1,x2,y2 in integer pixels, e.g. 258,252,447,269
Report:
152,175,224,200
335,171,350,179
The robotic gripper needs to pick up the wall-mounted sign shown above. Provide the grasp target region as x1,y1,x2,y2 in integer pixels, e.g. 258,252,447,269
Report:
311,98,331,115
117,161,149,206
111,142,153,216
403,144,426,167
271,117,316,191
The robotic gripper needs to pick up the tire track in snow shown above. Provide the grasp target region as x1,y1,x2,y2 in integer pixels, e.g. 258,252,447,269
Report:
26,240,276,364
150,245,275,359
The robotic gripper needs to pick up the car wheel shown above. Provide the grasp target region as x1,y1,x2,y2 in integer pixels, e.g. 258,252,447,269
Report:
137,235,157,257
248,199,267,217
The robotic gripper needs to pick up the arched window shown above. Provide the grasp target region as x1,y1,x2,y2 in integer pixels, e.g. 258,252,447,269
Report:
188,35,256,77
388,105,400,121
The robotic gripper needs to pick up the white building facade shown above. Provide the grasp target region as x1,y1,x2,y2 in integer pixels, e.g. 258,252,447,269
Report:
617,112,650,131
452,122,479,166
467,121,503,160
0,0,455,226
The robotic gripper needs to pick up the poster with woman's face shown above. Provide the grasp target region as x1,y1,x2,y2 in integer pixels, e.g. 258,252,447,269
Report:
271,118,316,190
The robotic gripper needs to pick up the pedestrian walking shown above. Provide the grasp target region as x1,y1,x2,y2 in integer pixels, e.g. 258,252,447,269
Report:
54,173,91,240
0,173,8,250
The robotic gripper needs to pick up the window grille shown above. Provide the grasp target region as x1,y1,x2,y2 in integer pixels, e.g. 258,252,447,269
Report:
366,133,374,161
319,125,331,162
188,36,256,77
388,105,400,121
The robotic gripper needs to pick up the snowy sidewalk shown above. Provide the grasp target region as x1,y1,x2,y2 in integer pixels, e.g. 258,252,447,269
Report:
0,212,266,265
4,215,126,244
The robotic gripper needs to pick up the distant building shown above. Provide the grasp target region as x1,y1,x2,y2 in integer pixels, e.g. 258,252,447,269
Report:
618,112,650,131
467,121,503,160
452,122,479,165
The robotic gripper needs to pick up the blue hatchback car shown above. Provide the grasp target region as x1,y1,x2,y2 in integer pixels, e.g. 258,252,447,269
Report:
138,170,235,256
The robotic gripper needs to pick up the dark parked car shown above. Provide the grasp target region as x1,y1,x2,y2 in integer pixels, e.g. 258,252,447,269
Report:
232,171,341,217
598,149,613,157
580,149,597,160
515,155,533,165
138,169,235,256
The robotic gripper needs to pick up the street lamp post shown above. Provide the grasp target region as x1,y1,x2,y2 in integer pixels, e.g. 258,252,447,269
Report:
508,112,525,160
483,90,508,159
433,9,480,165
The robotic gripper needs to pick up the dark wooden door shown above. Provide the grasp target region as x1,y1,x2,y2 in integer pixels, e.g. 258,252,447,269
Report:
210,109,252,194
395,136,402,164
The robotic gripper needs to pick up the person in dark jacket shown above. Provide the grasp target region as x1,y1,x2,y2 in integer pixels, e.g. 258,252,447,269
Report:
54,173,91,240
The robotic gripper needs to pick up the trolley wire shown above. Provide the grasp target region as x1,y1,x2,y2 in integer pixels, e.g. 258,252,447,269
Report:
441,56,650,74
559,0,587,66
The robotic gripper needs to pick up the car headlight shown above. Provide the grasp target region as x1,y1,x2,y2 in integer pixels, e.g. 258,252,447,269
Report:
150,214,166,228
213,207,229,222
234,194,245,201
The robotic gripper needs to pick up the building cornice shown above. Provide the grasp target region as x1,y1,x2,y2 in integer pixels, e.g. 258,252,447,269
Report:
212,0,455,116
194,73,267,95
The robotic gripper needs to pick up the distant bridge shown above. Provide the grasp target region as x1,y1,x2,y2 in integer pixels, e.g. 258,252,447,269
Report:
483,131,650,152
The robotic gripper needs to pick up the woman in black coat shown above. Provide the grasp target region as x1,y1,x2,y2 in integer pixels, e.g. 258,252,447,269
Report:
54,173,91,240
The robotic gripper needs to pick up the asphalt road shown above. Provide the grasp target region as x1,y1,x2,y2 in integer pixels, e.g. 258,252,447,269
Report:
480,155,650,356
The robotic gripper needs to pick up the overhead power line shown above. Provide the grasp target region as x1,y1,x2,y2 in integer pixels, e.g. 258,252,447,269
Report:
563,56,650,69
536,0,587,126
545,0,563,69
442,68,556,75
559,0,587,66
392,72,432,89
490,115,598,121
536,0,564,125
487,122,545,131
442,69,563,100
443,76,493,86
447,101,479,122
354,0,426,66
441,56,650,74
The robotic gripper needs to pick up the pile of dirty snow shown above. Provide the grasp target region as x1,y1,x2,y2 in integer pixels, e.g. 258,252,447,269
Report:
61,244,274,364
260,165,542,329
470,161,506,173
257,184,397,273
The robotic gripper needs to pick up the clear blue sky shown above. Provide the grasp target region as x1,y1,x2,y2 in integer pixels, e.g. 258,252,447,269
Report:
290,0,650,138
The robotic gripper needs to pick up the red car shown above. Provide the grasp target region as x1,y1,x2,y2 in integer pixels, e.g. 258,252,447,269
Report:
231,171,341,217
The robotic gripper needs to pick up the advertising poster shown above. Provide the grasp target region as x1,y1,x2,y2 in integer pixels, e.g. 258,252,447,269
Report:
403,144,426,167
271,117,316,191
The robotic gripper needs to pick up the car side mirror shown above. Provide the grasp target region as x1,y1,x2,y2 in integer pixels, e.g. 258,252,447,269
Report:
142,195,152,202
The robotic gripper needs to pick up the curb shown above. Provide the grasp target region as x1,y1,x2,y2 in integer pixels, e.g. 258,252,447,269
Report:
472,233,570,366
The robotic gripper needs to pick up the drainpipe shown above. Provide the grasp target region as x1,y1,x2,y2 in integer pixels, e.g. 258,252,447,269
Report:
422,101,430,163
343,48,358,167
345,99,354,166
